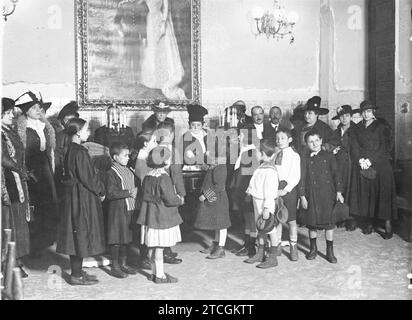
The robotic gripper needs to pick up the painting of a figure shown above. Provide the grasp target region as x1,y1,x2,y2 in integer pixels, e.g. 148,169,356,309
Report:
77,0,200,107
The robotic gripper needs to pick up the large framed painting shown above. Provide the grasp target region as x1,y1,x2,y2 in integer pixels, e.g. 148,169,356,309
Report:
75,0,201,110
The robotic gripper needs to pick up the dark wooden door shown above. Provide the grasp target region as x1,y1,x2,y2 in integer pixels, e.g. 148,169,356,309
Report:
368,0,396,131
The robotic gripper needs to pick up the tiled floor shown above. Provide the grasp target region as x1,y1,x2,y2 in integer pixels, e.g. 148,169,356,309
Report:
20,224,412,300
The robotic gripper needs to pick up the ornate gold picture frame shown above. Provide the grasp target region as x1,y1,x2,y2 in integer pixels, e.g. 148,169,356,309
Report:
75,0,201,110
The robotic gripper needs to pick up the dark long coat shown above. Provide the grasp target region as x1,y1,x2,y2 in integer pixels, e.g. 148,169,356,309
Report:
94,125,135,150
141,114,174,132
262,123,290,142
293,119,334,156
298,150,343,229
194,164,231,230
137,173,183,229
330,122,357,199
2,126,30,258
349,120,398,221
56,143,106,257
105,168,137,245
17,116,58,252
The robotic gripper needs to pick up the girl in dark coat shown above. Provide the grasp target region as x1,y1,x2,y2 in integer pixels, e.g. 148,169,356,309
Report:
56,119,106,286
105,143,139,278
349,101,398,239
1,97,31,277
194,145,231,259
299,130,344,263
137,146,184,284
330,105,359,229
15,92,58,255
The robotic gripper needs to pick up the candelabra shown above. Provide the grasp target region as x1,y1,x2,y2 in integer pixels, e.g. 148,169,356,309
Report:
3,0,18,21
107,104,128,133
252,0,298,44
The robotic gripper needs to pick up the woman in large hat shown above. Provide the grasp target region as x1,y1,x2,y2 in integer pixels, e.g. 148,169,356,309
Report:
293,96,334,155
1,97,31,277
15,91,58,255
330,105,359,230
182,104,208,166
349,101,397,239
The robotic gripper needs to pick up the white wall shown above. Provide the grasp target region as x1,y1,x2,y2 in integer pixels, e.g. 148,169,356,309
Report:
2,0,368,135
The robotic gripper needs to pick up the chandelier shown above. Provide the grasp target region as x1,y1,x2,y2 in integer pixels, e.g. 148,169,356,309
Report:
3,0,18,21
252,0,298,44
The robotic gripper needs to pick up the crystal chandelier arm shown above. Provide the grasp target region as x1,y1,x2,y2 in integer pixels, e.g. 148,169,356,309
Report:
3,0,17,21
255,19,263,34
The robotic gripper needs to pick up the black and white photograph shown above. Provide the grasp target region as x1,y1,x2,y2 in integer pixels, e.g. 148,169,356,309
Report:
1,0,412,304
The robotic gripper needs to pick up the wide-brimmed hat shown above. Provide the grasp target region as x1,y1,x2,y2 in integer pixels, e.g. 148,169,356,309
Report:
1,97,15,114
332,105,358,120
38,92,52,111
58,101,79,120
15,91,51,114
303,96,329,115
256,213,277,234
353,100,378,114
187,104,208,123
152,101,172,113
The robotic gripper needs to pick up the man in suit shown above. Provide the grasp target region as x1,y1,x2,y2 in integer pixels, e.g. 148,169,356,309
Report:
263,106,289,142
251,106,265,140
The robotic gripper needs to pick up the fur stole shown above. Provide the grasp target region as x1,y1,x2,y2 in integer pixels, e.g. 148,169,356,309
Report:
16,115,56,172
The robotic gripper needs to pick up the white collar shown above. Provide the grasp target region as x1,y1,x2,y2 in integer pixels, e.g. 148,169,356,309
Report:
254,123,264,130
26,118,45,130
271,123,280,129
147,168,168,177
310,150,321,157
190,130,206,140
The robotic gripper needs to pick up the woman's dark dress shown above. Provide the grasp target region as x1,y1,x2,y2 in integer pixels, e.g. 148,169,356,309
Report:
349,120,398,221
330,122,357,221
56,143,106,258
25,127,58,251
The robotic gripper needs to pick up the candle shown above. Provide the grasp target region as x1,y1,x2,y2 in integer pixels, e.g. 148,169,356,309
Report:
108,109,112,129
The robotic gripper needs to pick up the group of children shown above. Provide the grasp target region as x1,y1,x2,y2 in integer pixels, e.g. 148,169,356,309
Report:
57,114,345,286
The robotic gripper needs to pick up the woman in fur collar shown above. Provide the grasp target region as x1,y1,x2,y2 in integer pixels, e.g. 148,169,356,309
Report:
15,91,58,256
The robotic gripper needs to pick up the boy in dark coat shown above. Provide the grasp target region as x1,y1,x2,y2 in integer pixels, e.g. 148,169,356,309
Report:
299,130,344,264
105,142,139,278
